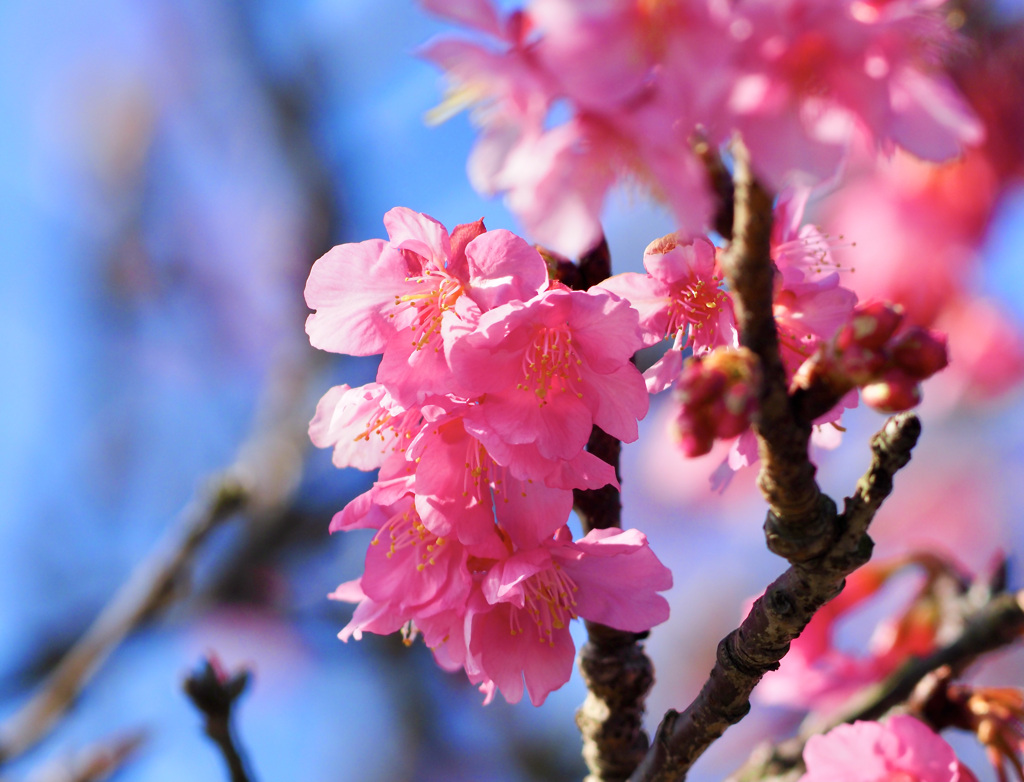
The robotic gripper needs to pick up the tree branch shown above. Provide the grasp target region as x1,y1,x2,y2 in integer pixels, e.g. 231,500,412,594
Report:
729,586,1024,782
0,342,315,767
718,138,833,563
572,238,655,782
21,730,147,782
629,413,922,782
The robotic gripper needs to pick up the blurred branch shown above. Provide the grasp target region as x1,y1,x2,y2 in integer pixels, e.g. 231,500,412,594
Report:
0,478,246,766
183,657,256,782
20,731,146,782
628,419,921,782
0,330,317,767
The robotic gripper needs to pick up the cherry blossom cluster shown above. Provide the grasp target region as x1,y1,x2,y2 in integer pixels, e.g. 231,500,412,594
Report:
602,188,862,467
421,0,983,257
793,300,950,413
304,207,671,705
673,347,759,458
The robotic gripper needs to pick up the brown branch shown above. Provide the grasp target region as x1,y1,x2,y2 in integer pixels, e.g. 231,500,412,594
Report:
571,239,655,782
629,413,922,782
729,587,1024,782
719,138,833,563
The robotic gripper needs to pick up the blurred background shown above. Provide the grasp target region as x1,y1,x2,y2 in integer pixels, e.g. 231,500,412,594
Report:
1,1,1023,780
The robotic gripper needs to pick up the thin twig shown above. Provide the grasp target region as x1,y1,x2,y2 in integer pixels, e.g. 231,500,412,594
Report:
0,480,246,766
629,413,922,782
0,340,316,766
184,657,256,782
21,730,147,782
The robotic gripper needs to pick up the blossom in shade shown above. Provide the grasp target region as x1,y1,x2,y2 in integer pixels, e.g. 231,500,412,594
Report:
799,715,975,782
771,188,859,377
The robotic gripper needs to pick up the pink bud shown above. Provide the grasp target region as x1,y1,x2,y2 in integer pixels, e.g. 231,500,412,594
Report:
836,343,888,385
861,369,922,413
890,327,949,379
836,302,904,351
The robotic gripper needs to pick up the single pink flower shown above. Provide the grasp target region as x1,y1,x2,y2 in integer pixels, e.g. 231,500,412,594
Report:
308,382,422,472
464,527,672,705
800,715,974,782
305,208,550,405
772,188,860,376
601,233,738,393
450,286,648,460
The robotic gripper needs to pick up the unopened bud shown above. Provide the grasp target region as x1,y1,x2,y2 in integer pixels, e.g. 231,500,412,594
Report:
836,302,904,352
673,347,759,457
890,327,949,379
861,368,922,413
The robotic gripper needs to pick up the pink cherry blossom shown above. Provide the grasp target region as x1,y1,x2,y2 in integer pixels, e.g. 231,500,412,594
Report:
406,412,578,549
450,286,648,460
308,382,422,472
305,207,550,405
601,233,738,393
718,0,983,188
465,527,672,705
799,715,974,782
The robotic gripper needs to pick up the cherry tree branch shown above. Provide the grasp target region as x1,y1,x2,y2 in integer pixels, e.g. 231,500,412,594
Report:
629,412,921,782
572,239,656,782
729,587,1024,782
621,130,925,782
719,138,835,564
21,730,147,782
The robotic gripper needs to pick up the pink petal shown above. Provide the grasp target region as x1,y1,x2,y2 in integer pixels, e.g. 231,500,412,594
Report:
304,239,412,355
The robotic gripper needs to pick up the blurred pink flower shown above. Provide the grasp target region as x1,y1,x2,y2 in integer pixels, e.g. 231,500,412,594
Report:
720,0,983,188
800,715,975,782
822,153,1024,405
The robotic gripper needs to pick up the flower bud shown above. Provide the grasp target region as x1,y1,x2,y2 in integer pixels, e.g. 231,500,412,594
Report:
835,302,904,352
673,347,759,457
861,368,922,413
890,326,949,379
